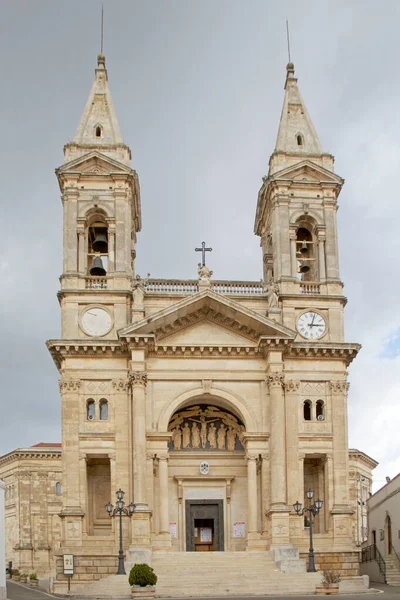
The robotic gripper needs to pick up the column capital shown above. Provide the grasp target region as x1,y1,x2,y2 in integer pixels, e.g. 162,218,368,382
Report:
59,378,81,393
283,379,300,393
329,380,349,394
266,372,285,390
129,370,148,387
245,452,258,462
112,378,130,391
157,453,169,462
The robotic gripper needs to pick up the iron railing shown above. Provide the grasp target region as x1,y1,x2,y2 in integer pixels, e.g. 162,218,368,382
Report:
361,544,386,582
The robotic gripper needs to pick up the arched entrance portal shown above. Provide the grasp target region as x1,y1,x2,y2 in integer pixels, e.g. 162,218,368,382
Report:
166,402,247,552
385,515,392,555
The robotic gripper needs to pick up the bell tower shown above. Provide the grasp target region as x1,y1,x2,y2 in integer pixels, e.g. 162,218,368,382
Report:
56,53,141,339
255,62,346,342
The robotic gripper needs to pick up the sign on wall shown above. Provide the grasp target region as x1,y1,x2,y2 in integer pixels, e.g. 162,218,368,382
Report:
63,554,74,575
200,527,212,542
233,522,245,538
169,522,177,538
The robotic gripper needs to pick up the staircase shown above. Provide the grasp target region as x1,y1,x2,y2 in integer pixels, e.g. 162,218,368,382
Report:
386,555,400,586
74,552,322,598
152,551,321,597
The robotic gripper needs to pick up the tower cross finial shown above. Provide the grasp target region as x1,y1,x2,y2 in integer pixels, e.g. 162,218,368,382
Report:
195,241,212,267
101,5,104,54
286,19,291,63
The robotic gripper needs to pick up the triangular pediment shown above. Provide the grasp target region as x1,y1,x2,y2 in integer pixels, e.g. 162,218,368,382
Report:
119,289,295,345
57,151,132,176
271,161,343,185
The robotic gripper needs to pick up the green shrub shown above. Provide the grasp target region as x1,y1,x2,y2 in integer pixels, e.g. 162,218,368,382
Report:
128,564,157,587
29,573,38,581
11,569,20,576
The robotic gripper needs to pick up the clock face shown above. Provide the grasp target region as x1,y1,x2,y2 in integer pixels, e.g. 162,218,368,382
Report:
81,307,112,337
297,311,326,340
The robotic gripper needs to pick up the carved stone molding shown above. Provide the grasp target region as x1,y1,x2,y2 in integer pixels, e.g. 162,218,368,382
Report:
329,381,350,394
146,452,155,462
261,453,269,461
157,453,169,462
108,452,116,461
266,372,285,389
129,371,148,388
284,380,300,393
59,378,81,392
112,379,130,391
202,379,212,394
245,453,258,462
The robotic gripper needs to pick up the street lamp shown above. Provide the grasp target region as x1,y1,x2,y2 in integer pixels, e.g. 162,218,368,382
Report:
293,488,323,572
105,488,135,575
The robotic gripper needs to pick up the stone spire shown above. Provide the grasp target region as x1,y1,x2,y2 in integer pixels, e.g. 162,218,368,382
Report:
64,54,131,165
269,63,332,174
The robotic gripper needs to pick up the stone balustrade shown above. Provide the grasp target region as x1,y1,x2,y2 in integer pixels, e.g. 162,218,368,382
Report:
85,277,108,289
298,281,321,295
144,279,265,296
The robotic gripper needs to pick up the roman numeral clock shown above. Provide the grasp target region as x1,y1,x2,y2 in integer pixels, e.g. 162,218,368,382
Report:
296,311,327,340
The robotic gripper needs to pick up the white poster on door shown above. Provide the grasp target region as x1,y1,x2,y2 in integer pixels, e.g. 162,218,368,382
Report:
200,527,212,542
233,521,245,537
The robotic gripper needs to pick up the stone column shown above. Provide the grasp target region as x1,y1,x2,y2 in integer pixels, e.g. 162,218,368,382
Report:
267,372,286,507
77,226,85,274
289,230,298,279
330,381,353,547
0,480,5,600
330,381,350,508
284,381,300,509
158,454,169,534
318,236,326,281
246,453,258,534
58,378,84,548
130,371,148,510
261,453,270,536
107,224,115,273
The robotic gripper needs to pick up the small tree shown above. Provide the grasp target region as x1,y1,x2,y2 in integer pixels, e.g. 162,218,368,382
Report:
129,564,157,587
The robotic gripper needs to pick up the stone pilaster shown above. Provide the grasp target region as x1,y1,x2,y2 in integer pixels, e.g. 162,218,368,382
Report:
284,380,300,508
129,371,149,510
158,454,169,534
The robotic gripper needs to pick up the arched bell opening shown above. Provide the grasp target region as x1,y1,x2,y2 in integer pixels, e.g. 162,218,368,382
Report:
295,224,316,281
85,209,109,276
167,402,246,452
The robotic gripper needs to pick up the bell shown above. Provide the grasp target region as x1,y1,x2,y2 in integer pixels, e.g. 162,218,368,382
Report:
299,261,310,273
92,231,108,253
90,256,106,276
300,241,308,254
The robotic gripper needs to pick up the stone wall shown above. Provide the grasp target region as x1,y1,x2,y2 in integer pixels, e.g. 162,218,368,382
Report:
300,551,360,577
54,555,118,590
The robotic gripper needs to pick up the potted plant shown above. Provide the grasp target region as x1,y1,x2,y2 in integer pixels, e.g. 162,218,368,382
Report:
11,569,20,581
128,564,157,600
5,568,11,580
316,570,340,595
29,573,39,587
20,573,28,584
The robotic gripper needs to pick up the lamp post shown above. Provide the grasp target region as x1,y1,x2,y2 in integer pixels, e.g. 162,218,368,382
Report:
293,488,323,573
105,489,135,575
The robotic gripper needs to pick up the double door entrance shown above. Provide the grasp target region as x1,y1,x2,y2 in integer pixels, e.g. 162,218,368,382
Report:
185,500,224,551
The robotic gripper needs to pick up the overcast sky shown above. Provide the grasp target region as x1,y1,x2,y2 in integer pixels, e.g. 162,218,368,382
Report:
1,0,399,493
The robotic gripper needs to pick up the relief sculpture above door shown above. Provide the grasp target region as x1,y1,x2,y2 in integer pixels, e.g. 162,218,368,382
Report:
168,405,245,451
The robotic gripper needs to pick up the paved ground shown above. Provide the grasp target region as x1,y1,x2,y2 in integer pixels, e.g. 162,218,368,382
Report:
6,580,400,600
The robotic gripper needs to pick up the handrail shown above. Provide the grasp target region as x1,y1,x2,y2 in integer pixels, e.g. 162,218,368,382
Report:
361,544,386,582
390,542,400,570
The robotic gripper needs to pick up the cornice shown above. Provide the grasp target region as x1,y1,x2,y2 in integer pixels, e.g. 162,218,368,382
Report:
286,342,360,365
46,340,127,370
0,449,62,466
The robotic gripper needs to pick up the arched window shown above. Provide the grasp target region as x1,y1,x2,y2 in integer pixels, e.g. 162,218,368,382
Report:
87,212,109,277
316,400,324,420
87,399,95,420
95,125,102,138
296,134,303,146
100,399,108,420
55,482,62,496
296,226,315,281
303,400,311,421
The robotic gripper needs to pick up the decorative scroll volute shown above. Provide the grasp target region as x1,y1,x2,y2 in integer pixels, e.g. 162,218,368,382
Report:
112,379,130,391
329,381,350,394
128,371,148,388
266,372,285,390
283,380,300,393
58,378,81,393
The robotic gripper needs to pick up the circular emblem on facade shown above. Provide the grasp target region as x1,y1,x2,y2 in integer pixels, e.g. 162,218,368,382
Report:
200,461,209,475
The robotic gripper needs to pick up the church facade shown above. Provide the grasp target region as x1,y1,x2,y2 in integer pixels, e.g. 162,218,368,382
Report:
1,53,372,590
